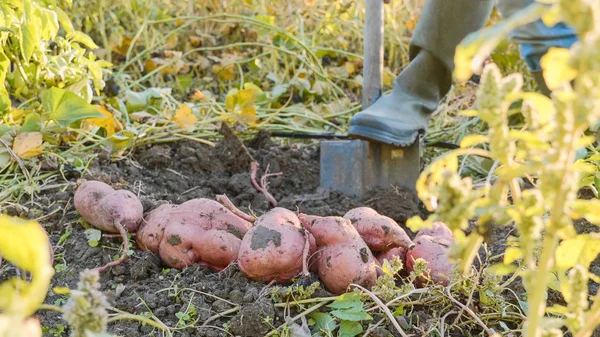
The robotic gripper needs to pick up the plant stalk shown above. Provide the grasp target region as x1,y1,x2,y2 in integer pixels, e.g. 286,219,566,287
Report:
523,231,559,337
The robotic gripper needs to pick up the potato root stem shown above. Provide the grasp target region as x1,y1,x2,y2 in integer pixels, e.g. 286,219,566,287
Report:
215,194,256,223
250,162,282,207
301,230,310,276
95,222,129,273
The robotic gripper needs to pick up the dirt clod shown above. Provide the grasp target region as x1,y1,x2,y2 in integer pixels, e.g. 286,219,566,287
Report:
228,298,275,337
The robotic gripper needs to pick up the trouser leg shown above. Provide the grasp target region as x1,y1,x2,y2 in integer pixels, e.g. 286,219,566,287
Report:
348,0,494,146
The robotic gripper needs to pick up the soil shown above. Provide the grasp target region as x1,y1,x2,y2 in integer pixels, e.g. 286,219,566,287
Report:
10,129,600,337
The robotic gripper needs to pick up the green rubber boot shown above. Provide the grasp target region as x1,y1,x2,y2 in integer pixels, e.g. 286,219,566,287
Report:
531,70,552,96
348,0,494,146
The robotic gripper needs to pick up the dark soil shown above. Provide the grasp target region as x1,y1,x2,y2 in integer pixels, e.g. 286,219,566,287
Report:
13,129,600,337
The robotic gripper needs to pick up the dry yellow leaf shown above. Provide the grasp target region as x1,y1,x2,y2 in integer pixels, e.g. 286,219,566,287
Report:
344,62,356,76
9,109,26,124
112,37,133,56
12,132,43,159
404,15,417,30
212,64,235,81
173,104,198,131
189,36,202,47
383,69,395,87
186,89,205,102
83,106,120,137
238,106,258,124
144,59,157,72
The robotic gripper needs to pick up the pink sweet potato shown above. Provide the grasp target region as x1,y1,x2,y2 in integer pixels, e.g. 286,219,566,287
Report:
74,181,143,233
343,207,414,252
135,203,178,252
237,207,317,284
375,247,407,266
406,221,454,286
298,214,378,295
74,180,144,272
375,247,409,278
136,198,253,271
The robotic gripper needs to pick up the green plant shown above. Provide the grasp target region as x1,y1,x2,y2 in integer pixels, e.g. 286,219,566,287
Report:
409,1,600,336
0,0,109,106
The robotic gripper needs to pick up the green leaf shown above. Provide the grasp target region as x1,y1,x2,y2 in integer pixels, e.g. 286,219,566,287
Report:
309,313,336,333
460,134,488,148
0,51,10,112
67,31,100,49
508,130,550,149
540,47,577,90
503,247,523,264
84,228,102,247
555,234,600,270
331,307,372,322
338,320,363,337
20,113,42,133
393,306,405,316
53,6,74,34
42,87,105,127
20,0,42,61
546,304,569,316
328,292,362,310
40,8,59,40
569,199,600,224
486,263,517,276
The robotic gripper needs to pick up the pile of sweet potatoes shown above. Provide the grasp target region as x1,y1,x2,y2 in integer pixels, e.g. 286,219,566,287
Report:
73,180,455,293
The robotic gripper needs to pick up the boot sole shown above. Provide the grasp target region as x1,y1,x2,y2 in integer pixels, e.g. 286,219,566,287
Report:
347,125,421,147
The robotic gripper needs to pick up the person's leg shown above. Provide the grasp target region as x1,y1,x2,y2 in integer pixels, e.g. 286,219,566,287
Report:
496,0,578,94
348,0,495,147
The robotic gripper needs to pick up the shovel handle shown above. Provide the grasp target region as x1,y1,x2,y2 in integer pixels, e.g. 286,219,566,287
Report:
362,0,384,109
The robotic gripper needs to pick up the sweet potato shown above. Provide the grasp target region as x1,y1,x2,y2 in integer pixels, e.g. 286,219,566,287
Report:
375,247,408,278
74,180,144,271
298,214,378,295
405,221,454,286
237,207,317,284
74,180,143,233
375,247,407,266
343,207,414,252
136,198,253,271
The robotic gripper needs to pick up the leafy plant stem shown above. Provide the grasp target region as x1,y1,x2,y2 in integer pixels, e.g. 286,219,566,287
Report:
523,231,559,337
98,0,111,64
351,284,407,337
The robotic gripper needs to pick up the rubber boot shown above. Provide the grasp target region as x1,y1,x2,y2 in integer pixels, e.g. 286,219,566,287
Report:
348,0,494,147
531,71,552,96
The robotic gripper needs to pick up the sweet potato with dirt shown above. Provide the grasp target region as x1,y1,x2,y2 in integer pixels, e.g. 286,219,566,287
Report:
74,180,143,233
135,203,178,252
406,221,454,286
237,207,317,284
136,198,253,271
74,180,144,271
376,247,407,266
298,214,378,295
343,207,414,252
375,247,408,278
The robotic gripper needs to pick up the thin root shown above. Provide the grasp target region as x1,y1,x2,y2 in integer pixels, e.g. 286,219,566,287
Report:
94,222,129,273
216,194,256,223
250,162,282,207
301,230,310,276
